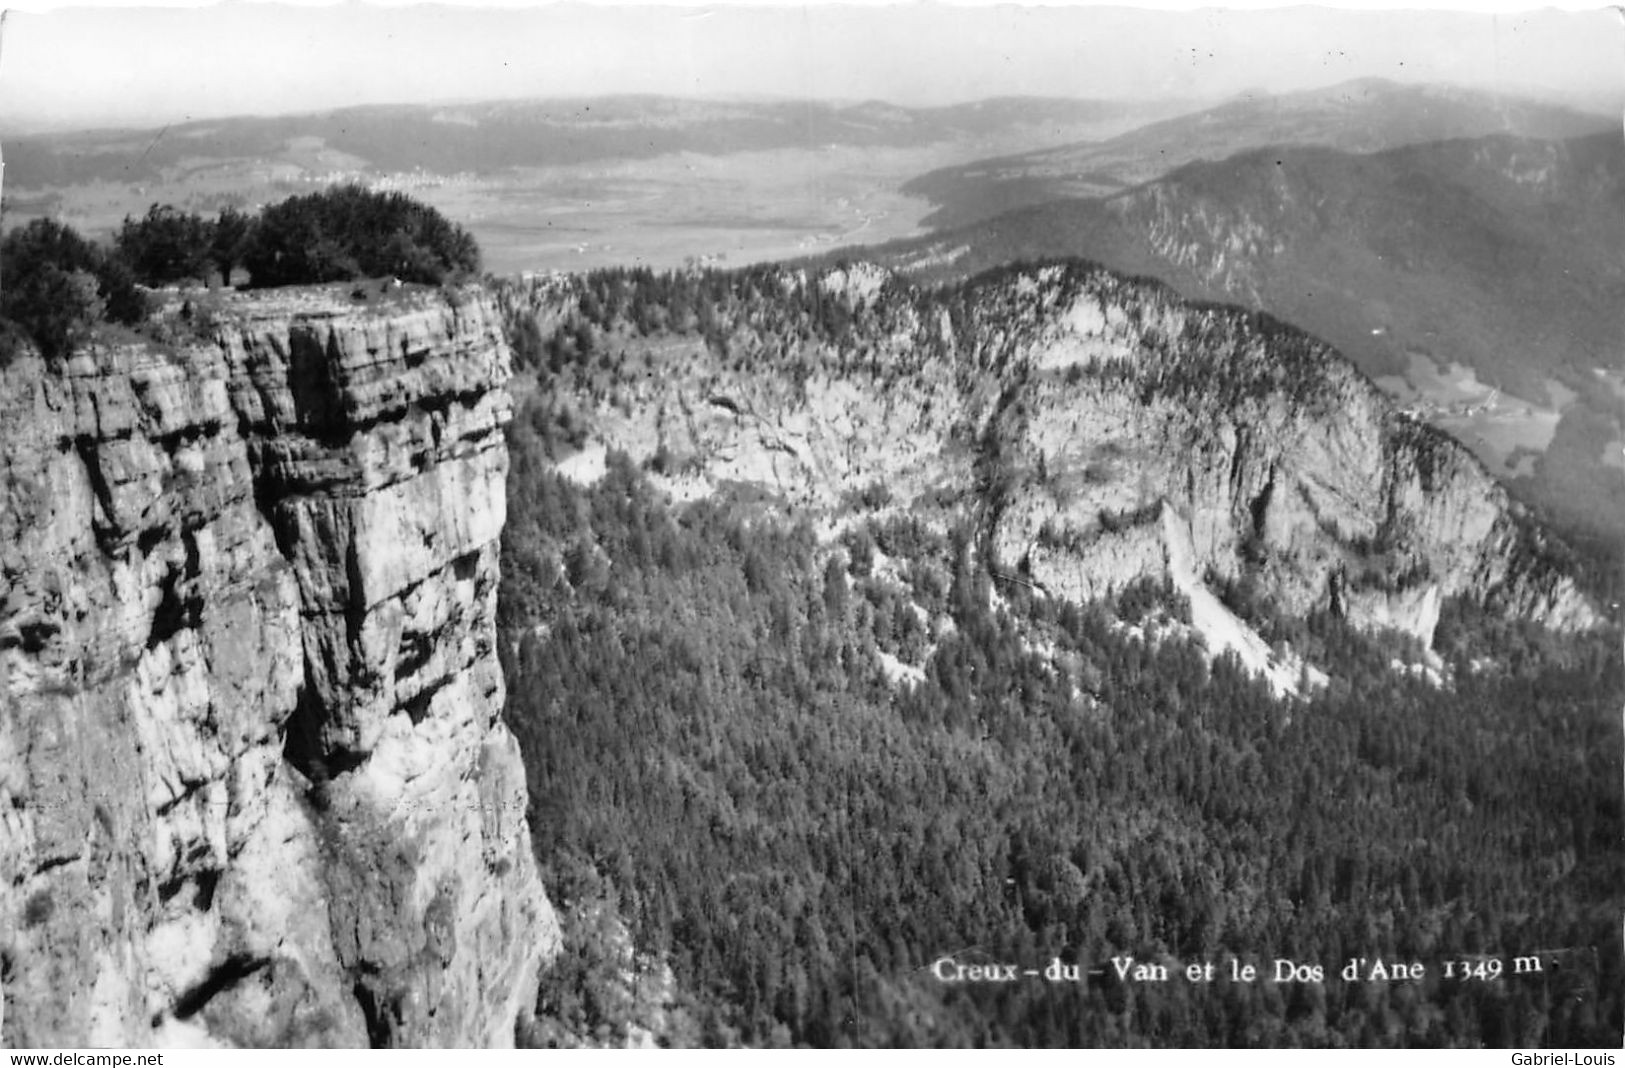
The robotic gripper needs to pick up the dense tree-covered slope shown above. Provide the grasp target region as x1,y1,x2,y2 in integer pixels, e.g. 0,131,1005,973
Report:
495,261,1622,1047
501,443,1620,1048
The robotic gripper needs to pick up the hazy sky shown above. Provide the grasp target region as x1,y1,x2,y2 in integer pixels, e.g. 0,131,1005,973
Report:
1,3,1620,131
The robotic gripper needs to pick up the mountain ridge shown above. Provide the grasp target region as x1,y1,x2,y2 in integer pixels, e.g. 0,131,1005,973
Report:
864,128,1625,550
903,79,1618,230
1,94,1185,190
498,258,1599,679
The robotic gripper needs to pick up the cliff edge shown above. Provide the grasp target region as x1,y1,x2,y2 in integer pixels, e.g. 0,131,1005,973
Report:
0,287,558,1047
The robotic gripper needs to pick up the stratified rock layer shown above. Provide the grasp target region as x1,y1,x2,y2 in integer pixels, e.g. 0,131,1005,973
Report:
971,267,1596,641
0,287,557,1047
509,261,1595,652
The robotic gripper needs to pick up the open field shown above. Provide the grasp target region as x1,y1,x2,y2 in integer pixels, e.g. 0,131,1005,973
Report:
414,145,964,274
1372,351,1625,545
1376,352,1584,478
5,147,944,277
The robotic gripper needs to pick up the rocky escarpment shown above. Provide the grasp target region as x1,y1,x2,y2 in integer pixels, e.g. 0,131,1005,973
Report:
0,288,557,1047
975,266,1597,645
509,261,1596,663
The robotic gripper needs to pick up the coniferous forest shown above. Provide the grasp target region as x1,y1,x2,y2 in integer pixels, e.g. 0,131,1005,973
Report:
495,269,1623,1047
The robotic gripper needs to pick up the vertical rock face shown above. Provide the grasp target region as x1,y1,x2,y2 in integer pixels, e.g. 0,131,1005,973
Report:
974,267,1599,643
516,261,1596,655
0,288,557,1048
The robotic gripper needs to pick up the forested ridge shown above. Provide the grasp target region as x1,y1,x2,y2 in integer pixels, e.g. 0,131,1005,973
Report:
498,384,1622,1047
492,260,1617,609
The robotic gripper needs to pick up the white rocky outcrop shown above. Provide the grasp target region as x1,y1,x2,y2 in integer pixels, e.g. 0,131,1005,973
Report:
516,263,1597,668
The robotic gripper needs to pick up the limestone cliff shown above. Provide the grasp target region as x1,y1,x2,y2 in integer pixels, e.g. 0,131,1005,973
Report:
0,287,558,1047
971,265,1597,646
508,261,1596,661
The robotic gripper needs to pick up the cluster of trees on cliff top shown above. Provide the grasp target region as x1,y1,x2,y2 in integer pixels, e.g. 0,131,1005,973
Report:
0,185,480,361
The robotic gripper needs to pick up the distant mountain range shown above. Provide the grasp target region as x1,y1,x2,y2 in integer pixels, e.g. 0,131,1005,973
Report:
869,122,1625,550
1,95,1187,191
883,131,1624,397
903,79,1617,230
